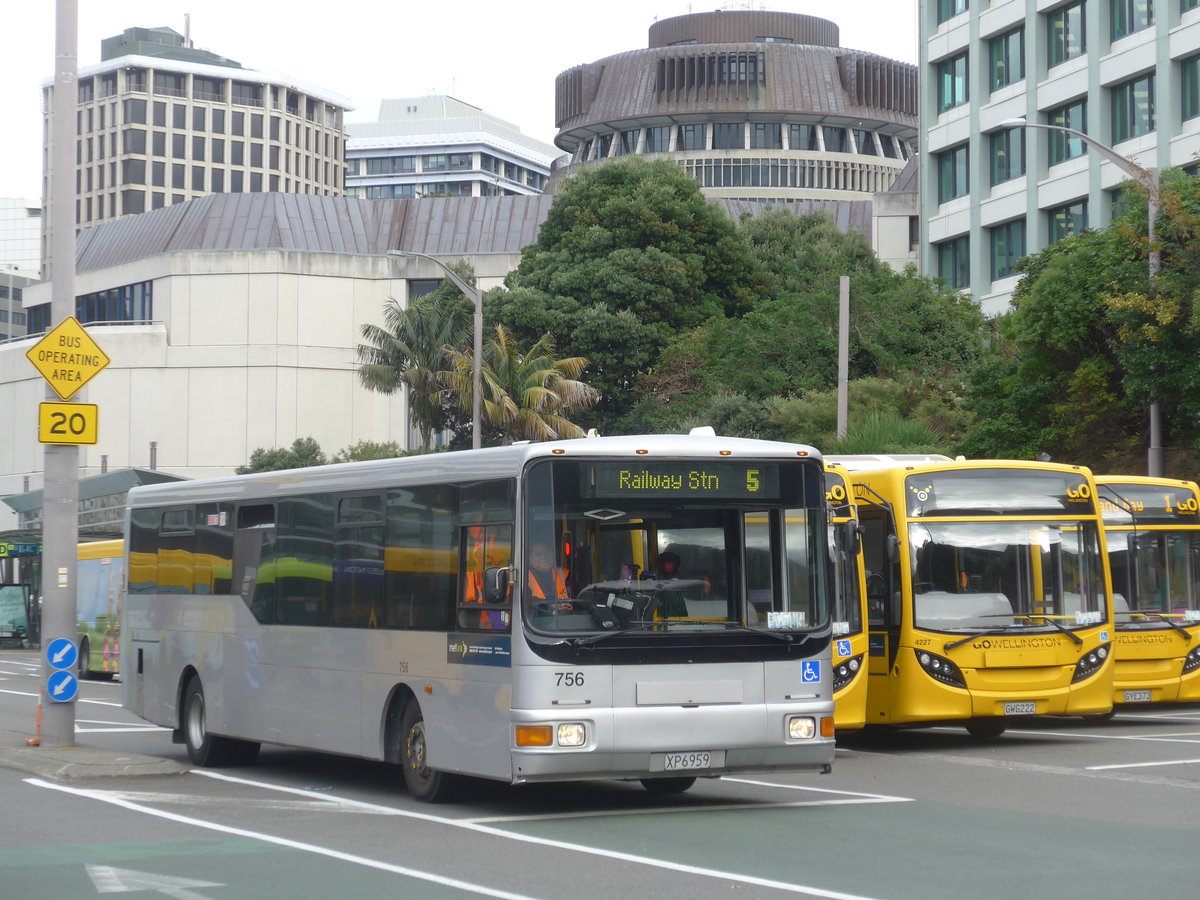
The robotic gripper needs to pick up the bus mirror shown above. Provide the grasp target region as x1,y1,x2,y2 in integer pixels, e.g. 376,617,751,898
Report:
483,567,510,605
842,521,862,555
886,534,901,564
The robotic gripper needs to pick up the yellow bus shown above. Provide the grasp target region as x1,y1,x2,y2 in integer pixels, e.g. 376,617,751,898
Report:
826,464,868,731
1096,475,1200,705
833,458,1114,738
77,539,125,679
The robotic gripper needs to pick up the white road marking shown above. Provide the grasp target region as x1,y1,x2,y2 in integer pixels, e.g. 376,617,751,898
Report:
193,770,891,899
1086,758,1200,771
26,778,542,900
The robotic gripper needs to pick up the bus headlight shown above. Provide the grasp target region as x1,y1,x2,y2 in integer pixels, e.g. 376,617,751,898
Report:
1182,646,1200,675
557,723,587,747
1072,643,1110,683
915,649,965,688
787,716,816,740
515,725,553,747
832,655,864,691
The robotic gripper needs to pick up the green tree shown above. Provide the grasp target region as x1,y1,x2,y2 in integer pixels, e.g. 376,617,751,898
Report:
487,158,766,432
957,170,1200,474
445,325,600,444
330,440,418,462
357,264,474,450
237,437,327,474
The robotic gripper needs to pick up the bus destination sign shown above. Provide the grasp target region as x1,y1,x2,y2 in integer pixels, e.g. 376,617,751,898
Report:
587,462,781,500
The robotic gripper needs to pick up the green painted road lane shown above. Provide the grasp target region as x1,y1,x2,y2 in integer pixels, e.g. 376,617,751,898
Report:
490,799,1198,900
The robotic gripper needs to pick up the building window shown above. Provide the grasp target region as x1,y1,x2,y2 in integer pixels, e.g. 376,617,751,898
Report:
1111,0,1153,40
122,98,147,124
75,280,153,325
677,124,706,151
193,76,223,102
824,126,849,152
990,26,1025,91
1048,199,1089,242
852,129,877,155
1184,56,1200,120
936,52,969,112
1047,99,1088,165
617,129,639,155
989,219,1026,280
936,235,970,289
750,123,782,149
713,123,745,149
1186,0,1200,11
231,82,263,107
1111,73,1155,143
1048,1,1087,67
937,0,968,24
788,124,818,151
151,72,182,97
990,129,1025,185
937,143,970,203
122,128,146,155
644,126,671,153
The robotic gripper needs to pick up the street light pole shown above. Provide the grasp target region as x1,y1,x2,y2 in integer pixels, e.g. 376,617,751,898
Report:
997,118,1163,476
387,250,483,450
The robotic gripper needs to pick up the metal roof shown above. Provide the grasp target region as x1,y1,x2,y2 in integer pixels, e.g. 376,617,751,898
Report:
72,194,557,274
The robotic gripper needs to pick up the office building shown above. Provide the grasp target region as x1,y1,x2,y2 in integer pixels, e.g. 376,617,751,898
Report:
346,96,557,199
41,26,350,258
922,0,1200,316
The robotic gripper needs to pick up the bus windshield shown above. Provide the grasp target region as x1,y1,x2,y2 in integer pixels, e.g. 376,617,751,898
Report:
522,457,826,637
908,520,1106,632
1107,530,1200,627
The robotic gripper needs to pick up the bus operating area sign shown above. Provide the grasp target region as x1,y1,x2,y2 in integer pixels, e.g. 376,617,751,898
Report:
26,316,110,401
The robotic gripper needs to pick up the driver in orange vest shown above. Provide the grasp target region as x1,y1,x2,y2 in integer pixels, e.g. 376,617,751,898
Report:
528,540,571,611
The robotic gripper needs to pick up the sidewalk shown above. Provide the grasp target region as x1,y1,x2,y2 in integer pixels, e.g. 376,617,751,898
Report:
0,726,188,782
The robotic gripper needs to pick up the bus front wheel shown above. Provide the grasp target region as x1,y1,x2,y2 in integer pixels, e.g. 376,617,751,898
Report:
182,677,260,767
397,701,456,803
640,776,697,795
78,639,91,680
964,719,1007,740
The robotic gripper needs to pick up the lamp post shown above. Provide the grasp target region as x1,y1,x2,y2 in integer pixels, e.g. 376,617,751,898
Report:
387,250,483,450
997,117,1163,476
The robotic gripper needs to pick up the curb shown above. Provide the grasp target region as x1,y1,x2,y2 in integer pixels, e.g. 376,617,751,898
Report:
0,737,189,781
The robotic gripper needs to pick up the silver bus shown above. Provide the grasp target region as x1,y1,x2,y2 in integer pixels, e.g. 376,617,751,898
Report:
122,434,835,801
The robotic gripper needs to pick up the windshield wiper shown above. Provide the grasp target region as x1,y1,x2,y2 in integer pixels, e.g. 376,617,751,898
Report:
943,627,1012,652
1015,613,1084,646
1124,611,1192,640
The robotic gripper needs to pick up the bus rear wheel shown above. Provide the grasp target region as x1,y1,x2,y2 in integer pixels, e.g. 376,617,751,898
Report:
640,776,697,795
78,639,91,680
182,677,260,767
397,701,457,803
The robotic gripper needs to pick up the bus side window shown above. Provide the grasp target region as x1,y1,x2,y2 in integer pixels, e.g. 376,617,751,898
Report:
234,504,276,623
460,524,512,630
858,508,898,627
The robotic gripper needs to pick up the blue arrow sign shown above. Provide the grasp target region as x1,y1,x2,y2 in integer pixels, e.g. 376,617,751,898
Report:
801,660,822,684
47,670,78,703
46,638,78,671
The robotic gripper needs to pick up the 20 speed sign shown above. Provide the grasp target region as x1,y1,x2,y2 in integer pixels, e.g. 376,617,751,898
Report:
38,402,99,445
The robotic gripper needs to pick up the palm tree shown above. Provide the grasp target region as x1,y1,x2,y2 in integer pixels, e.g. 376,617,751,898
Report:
357,282,472,451
445,325,600,444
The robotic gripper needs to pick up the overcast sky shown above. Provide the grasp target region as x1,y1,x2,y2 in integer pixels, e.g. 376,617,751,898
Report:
0,1,919,200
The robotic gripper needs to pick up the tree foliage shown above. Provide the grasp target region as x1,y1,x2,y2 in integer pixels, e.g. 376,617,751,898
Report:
237,437,327,474
957,170,1200,475
357,263,474,450
487,158,765,432
445,325,600,444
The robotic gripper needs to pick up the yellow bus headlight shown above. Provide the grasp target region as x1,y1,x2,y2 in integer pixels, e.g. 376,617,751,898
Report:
515,725,553,747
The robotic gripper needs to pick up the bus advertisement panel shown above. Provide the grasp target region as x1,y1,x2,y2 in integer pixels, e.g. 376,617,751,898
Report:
1097,476,1200,705
122,434,836,801
77,539,125,678
835,459,1114,738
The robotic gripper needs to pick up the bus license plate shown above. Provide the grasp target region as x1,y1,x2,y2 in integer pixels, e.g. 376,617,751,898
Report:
1004,701,1036,715
1123,690,1152,703
651,750,725,772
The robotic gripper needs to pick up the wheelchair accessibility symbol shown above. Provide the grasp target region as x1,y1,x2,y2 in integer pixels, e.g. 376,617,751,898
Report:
835,639,852,659
801,660,822,683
